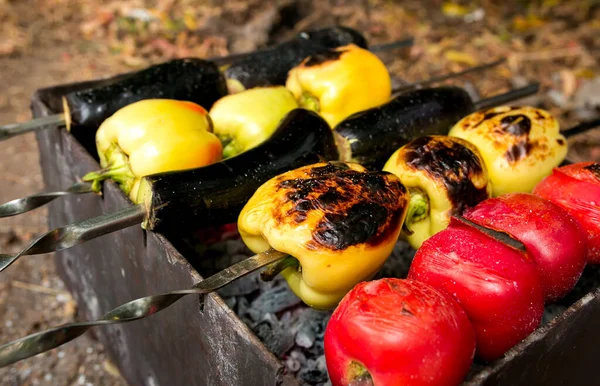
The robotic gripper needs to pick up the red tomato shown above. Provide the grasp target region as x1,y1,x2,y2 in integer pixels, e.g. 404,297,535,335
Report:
325,278,475,386
464,193,587,302
408,217,544,361
533,162,600,263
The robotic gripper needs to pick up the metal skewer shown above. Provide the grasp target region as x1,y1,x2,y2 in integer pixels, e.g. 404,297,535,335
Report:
0,248,286,367
209,36,415,65
0,182,94,217
561,117,600,138
0,37,415,142
392,58,506,95
0,204,145,272
0,85,547,271
0,60,510,219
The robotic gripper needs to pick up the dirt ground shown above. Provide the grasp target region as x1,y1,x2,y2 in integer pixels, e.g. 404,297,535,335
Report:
0,0,598,385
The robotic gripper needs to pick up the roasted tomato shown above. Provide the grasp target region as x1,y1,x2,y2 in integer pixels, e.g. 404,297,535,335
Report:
533,162,600,263
464,193,587,303
325,278,475,386
408,217,544,361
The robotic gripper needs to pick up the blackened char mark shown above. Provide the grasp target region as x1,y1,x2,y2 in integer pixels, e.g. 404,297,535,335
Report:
276,163,407,250
304,49,345,67
584,163,600,180
505,142,534,163
499,114,532,136
403,136,488,215
312,202,389,250
472,106,520,129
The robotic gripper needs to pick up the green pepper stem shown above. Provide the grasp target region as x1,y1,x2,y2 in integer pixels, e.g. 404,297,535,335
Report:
82,163,135,194
221,140,242,159
298,92,320,113
260,255,299,282
403,188,429,235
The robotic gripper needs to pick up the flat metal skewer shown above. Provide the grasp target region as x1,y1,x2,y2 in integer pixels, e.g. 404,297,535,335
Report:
562,117,600,138
0,248,286,367
0,37,415,142
0,61,509,219
0,182,94,218
0,85,550,271
209,36,415,65
0,204,145,272
392,58,506,94
0,114,66,141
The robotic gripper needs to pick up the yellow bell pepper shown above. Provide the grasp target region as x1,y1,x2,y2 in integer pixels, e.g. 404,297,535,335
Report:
383,135,492,249
238,162,409,310
285,44,391,127
209,86,298,158
449,106,568,196
84,99,222,202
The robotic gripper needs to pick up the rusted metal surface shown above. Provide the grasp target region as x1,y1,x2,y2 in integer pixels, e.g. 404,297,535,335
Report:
32,80,297,386
31,77,600,386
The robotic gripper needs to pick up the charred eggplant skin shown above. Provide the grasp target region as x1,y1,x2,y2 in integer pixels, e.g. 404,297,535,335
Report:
224,26,368,89
144,109,339,234
334,87,475,170
66,58,227,133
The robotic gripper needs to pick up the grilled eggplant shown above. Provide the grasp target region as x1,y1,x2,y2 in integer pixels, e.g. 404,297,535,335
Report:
333,87,477,170
138,109,338,234
64,58,227,151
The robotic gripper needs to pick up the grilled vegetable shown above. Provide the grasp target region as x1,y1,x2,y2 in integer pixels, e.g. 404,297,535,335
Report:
209,86,298,158
333,87,477,170
64,58,227,152
533,162,600,263
83,99,222,202
224,26,367,91
238,162,409,310
137,109,338,234
408,217,544,361
464,193,587,302
383,135,492,249
286,44,391,127
448,106,567,196
325,278,475,386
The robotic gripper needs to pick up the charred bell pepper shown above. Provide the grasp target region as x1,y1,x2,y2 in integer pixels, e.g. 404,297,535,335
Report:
224,26,367,91
286,44,392,127
383,135,492,249
238,162,409,310
209,86,298,158
448,106,567,196
84,99,222,202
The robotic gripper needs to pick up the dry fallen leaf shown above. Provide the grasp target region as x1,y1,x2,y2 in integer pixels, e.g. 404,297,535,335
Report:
560,69,578,98
441,2,470,17
444,49,477,66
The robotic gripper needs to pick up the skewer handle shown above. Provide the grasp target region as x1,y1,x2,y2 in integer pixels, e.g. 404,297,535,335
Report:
0,113,66,141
